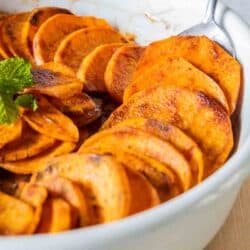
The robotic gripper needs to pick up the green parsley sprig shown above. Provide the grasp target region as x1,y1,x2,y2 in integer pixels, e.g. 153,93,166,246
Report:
0,58,38,125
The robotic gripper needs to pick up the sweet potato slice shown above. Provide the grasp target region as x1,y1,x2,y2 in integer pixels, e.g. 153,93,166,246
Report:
37,154,131,223
0,142,76,174
0,18,12,59
1,13,34,62
0,191,34,235
133,36,241,113
81,127,192,191
54,27,127,71
27,67,83,99
23,7,71,54
36,176,91,226
125,168,160,215
77,43,124,92
0,119,23,150
23,96,79,142
124,57,229,112
113,118,204,184
36,197,74,233
103,86,233,176
18,183,48,233
33,14,112,64
105,45,144,103
0,126,56,162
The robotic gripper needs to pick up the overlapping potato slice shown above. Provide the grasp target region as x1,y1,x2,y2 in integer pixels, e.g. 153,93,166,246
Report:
0,119,23,150
77,43,124,92
37,154,131,223
105,45,145,103
36,197,74,233
33,14,112,64
28,67,83,99
103,86,233,176
23,96,79,142
0,191,34,235
18,183,48,233
124,57,229,111
133,36,241,113
1,13,34,62
0,18,12,59
0,125,56,162
81,127,192,191
35,176,91,226
23,7,71,54
125,168,160,215
113,118,204,184
54,27,127,71
0,142,76,174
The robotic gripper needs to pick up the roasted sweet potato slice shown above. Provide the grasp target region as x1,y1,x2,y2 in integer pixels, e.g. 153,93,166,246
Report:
0,125,56,162
77,43,124,92
1,13,34,62
124,57,229,112
103,86,233,176
23,96,79,142
33,14,111,64
81,127,192,191
113,118,204,184
0,191,34,235
125,168,160,215
36,197,74,233
36,176,91,226
0,18,12,59
37,154,131,223
18,183,48,233
0,142,76,174
0,119,23,150
54,27,127,71
27,67,83,99
105,45,144,103
23,7,71,54
133,36,241,113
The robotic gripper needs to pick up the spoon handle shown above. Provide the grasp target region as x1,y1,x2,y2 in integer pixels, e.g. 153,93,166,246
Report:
203,0,218,23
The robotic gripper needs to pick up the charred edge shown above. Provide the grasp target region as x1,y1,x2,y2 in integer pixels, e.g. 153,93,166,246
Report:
32,68,58,85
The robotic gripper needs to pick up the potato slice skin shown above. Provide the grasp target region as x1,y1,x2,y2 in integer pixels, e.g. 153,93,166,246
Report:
105,45,144,103
124,57,229,112
23,96,79,142
36,153,131,223
133,36,241,113
103,86,233,176
81,127,192,191
33,14,112,64
77,43,124,92
0,191,34,235
54,27,126,71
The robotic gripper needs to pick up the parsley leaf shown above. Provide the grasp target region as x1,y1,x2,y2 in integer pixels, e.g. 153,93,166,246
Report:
0,58,38,125
15,94,38,111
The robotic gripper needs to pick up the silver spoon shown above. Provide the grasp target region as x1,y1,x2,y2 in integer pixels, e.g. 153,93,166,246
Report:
179,0,235,56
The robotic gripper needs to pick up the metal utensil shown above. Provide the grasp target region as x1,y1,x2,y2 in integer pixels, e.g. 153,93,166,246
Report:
179,0,235,56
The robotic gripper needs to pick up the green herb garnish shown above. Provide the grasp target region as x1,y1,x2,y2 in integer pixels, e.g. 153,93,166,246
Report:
0,58,37,125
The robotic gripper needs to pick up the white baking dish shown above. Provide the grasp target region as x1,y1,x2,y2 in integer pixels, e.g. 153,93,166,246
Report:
0,1,249,250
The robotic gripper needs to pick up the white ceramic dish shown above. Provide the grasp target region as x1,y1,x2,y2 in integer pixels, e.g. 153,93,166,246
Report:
0,1,250,250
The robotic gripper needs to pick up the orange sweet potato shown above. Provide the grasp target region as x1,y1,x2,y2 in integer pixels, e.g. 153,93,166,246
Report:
103,86,233,176
124,57,229,112
1,13,34,62
0,119,23,150
23,96,79,142
54,27,127,71
0,125,56,162
105,45,144,103
38,153,131,223
0,191,34,235
133,36,241,113
33,14,112,64
0,18,12,58
81,127,192,191
77,43,124,92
